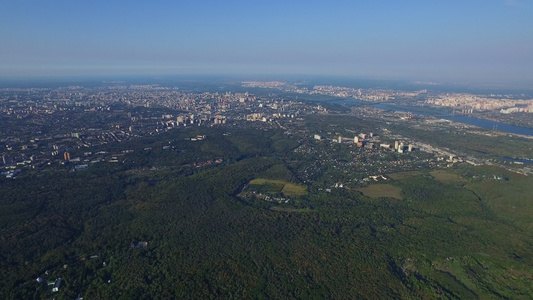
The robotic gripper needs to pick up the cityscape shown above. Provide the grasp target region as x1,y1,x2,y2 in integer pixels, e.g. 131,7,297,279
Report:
1,0,533,299
2,77,533,298
2,81,532,181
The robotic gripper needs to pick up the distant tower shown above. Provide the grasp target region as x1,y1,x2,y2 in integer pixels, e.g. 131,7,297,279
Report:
64,151,70,161
338,136,342,143
394,141,399,150
398,142,404,153
408,144,413,152
354,136,359,143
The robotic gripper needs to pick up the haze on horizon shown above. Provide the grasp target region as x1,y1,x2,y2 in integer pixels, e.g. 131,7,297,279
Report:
1,0,532,87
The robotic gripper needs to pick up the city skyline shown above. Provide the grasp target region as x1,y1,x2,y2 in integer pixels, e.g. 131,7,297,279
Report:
1,0,532,87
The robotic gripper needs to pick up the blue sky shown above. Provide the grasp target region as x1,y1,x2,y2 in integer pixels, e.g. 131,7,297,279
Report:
1,0,532,85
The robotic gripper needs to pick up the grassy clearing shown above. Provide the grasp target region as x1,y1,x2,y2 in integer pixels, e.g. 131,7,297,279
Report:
430,170,465,184
358,184,403,200
388,171,422,181
249,178,308,197
249,178,284,185
391,168,533,298
282,183,308,197
465,167,533,231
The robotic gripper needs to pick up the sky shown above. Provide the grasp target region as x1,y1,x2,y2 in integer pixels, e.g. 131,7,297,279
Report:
1,0,532,86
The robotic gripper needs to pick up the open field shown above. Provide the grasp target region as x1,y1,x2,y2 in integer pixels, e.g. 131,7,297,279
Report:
394,165,533,298
358,184,403,199
281,183,308,197
465,166,533,231
430,170,465,183
249,178,308,197
388,171,422,181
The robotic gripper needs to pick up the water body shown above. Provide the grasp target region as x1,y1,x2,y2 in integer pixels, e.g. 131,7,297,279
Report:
372,103,533,136
305,98,533,136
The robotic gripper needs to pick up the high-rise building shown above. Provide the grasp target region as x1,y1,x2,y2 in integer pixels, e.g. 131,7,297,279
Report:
398,142,405,153
64,151,70,161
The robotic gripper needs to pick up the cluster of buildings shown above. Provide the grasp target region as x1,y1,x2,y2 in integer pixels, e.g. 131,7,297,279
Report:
314,132,416,153
426,93,533,113
240,81,427,102
500,106,533,114
0,85,323,178
35,277,62,293
240,81,533,117
292,129,440,190
311,85,425,101
3,82,529,181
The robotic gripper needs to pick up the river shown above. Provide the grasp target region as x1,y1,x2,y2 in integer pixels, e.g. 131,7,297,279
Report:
371,103,533,136
319,99,533,136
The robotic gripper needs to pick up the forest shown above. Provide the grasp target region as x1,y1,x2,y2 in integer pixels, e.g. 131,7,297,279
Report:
1,118,533,299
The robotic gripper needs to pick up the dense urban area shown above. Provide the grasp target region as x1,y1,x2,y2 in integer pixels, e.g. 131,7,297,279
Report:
1,79,533,299
2,81,533,180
